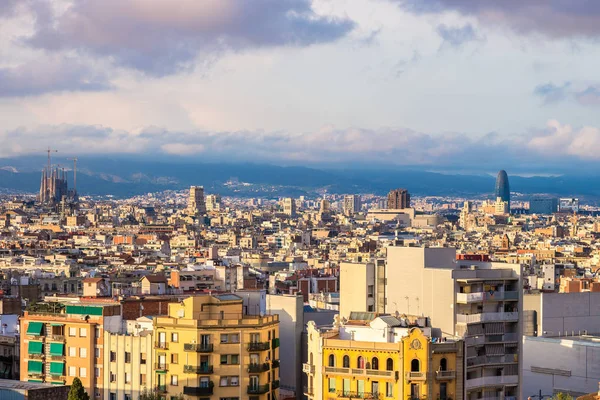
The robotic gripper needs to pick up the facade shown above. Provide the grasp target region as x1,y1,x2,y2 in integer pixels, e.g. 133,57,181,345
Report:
494,170,510,213
20,303,122,398
339,261,382,318
529,198,558,215
188,186,207,215
342,195,361,216
304,315,464,400
152,294,280,400
387,188,410,210
357,246,523,400
282,198,297,217
206,194,222,212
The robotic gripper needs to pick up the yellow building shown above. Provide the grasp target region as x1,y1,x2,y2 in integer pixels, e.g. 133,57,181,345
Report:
305,314,463,400
153,294,280,400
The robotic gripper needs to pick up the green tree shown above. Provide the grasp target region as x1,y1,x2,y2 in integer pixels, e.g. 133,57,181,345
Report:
68,377,90,400
139,388,183,400
552,394,573,400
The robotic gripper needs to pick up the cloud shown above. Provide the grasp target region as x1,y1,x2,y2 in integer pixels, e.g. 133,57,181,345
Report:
4,120,600,171
0,56,111,97
398,0,600,38
24,0,355,76
534,81,600,106
436,24,480,48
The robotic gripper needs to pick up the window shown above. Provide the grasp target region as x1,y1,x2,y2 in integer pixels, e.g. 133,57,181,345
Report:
141,353,147,364
171,375,178,386
411,359,420,372
357,356,365,369
95,327,101,338
221,334,228,343
95,348,100,358
268,331,271,340
171,353,178,364
124,352,131,363
367,305,374,312
230,334,240,343
80,328,87,337
386,358,393,371
125,372,131,384
372,357,379,370
220,355,228,364
231,354,239,364
80,367,87,378
125,395,131,400
220,376,240,387
80,348,87,358
440,382,448,400
343,355,350,368
110,351,116,362
250,333,260,343
69,366,76,377
95,368,100,378
69,347,77,357
328,354,335,367
140,374,146,385
367,285,374,298
386,382,393,397
110,373,116,383
109,394,116,400
69,327,77,337
231,376,239,386
372,381,379,395
440,358,447,371
171,333,178,342
221,354,239,365
328,378,336,393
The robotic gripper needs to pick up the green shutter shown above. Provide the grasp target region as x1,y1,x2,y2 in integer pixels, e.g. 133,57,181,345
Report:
272,338,280,348
50,323,64,327
26,322,43,335
28,360,43,374
49,343,64,356
28,341,43,355
28,379,43,383
50,362,64,375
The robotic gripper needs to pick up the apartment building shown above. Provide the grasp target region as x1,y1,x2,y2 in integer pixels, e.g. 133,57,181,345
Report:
339,260,386,318
20,302,122,397
152,294,280,400
304,314,464,400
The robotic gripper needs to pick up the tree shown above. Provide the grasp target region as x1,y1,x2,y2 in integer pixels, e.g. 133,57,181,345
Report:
552,394,573,400
68,377,90,400
139,388,183,400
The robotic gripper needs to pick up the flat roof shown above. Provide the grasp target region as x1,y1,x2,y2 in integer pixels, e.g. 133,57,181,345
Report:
0,378,67,390
526,334,600,347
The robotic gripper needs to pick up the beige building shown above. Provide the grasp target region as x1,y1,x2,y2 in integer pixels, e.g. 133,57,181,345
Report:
188,186,207,215
282,198,297,217
339,260,385,318
206,194,222,212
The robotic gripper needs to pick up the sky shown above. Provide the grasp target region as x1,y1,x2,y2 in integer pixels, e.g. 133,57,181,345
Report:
2,0,600,174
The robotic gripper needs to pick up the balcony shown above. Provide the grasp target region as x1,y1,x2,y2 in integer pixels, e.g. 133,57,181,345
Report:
457,291,519,303
303,363,315,374
156,385,167,393
465,374,518,390
272,359,280,369
336,391,381,399
184,343,214,352
248,363,270,373
49,335,65,342
456,312,518,324
28,353,44,360
154,342,168,350
184,365,213,374
155,363,168,371
272,380,280,389
405,372,426,381
50,355,65,361
183,383,214,396
467,354,518,367
436,370,456,380
248,384,270,394
247,342,270,351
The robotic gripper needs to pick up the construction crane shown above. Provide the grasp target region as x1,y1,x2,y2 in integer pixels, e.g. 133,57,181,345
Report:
67,157,78,192
44,147,58,171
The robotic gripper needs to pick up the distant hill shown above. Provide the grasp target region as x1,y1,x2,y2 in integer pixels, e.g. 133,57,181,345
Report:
0,155,597,199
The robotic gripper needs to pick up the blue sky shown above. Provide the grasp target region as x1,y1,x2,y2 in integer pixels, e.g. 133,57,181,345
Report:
1,0,600,173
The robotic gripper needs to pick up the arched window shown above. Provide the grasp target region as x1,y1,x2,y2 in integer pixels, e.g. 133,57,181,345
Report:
411,359,420,372
386,358,393,371
357,356,365,369
440,358,447,371
372,357,379,370
343,355,350,368
328,354,335,367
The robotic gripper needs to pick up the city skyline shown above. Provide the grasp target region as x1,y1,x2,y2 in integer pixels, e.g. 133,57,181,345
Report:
1,1,600,172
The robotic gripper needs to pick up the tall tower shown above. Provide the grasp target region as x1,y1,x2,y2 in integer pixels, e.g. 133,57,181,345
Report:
187,186,206,215
495,170,510,213
387,188,410,209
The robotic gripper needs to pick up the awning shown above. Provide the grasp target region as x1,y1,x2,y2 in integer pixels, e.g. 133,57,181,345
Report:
50,362,64,375
28,360,43,374
51,382,65,385
49,343,64,356
156,370,167,374
26,322,44,336
28,341,43,355
28,379,43,383
50,323,64,327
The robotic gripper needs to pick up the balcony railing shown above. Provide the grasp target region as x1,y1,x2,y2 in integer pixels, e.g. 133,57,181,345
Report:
336,391,381,399
184,365,213,374
248,363,270,373
248,384,270,394
28,353,44,360
155,363,168,371
156,385,167,393
405,371,426,381
436,370,456,380
183,383,214,396
303,363,315,374
467,354,518,367
303,385,314,396
247,342,270,351
154,342,168,349
49,335,65,341
457,312,518,324
457,291,519,303
465,374,518,389
50,355,65,361
272,359,280,368
272,380,280,389
184,343,214,352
